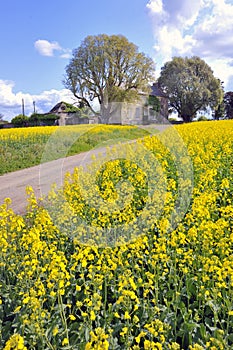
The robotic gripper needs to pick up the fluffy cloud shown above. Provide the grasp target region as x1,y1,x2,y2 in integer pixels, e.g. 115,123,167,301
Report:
34,39,62,57
205,58,233,91
147,0,203,76
34,39,72,58
0,80,76,121
147,0,233,90
147,0,163,14
193,0,233,59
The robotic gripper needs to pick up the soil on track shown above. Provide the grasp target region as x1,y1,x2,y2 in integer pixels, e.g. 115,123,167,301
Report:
0,147,106,214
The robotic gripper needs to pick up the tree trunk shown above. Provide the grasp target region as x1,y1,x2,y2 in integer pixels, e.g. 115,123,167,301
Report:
180,114,193,123
100,104,111,124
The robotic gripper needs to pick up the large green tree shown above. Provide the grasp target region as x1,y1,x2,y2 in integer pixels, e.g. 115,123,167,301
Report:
158,56,223,122
64,34,155,123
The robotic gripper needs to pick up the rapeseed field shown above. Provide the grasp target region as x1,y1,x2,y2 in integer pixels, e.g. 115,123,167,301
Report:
1,121,233,349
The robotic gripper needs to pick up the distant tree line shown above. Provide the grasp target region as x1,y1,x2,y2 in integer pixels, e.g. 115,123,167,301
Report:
10,113,59,127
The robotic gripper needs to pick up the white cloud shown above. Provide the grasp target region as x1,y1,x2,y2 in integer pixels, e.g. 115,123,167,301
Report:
148,0,202,28
193,0,233,59
60,49,72,59
60,53,71,59
147,0,233,90
147,0,204,75
205,58,233,89
175,1,202,27
34,39,62,57
0,80,76,121
146,0,163,14
34,39,72,59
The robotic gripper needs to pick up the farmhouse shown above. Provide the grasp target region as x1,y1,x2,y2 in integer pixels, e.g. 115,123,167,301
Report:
108,82,169,125
49,83,168,126
46,102,91,126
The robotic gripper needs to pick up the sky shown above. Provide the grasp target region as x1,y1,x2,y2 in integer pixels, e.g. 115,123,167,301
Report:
0,0,233,121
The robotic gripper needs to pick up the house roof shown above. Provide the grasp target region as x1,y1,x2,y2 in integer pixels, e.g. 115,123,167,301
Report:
50,101,80,114
49,102,64,113
151,83,167,98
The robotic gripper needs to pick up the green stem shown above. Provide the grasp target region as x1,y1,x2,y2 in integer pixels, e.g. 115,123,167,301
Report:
58,290,70,348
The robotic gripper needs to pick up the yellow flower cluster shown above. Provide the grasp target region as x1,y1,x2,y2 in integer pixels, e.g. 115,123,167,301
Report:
3,334,27,350
85,327,109,349
1,120,233,349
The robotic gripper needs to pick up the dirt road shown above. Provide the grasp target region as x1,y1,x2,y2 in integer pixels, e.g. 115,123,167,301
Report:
0,147,107,214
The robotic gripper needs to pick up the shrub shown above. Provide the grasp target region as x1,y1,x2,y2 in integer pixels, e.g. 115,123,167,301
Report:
197,115,209,121
11,114,29,127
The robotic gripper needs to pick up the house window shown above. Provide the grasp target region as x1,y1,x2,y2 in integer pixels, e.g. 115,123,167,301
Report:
143,107,148,117
135,107,141,119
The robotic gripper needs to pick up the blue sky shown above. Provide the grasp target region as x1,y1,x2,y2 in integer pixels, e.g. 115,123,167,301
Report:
1,0,233,120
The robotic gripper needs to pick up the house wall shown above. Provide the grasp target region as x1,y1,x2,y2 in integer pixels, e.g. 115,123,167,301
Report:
121,103,144,125
58,113,67,126
107,101,145,125
120,93,170,125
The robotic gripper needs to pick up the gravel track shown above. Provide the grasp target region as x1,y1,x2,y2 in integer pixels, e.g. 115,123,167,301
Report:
0,147,107,214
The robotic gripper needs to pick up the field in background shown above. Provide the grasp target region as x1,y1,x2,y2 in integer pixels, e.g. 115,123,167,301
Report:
1,120,233,349
0,124,149,175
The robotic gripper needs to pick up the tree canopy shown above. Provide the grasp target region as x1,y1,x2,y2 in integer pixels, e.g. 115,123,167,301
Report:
64,34,155,123
158,56,223,122
148,95,160,113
